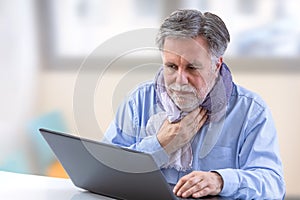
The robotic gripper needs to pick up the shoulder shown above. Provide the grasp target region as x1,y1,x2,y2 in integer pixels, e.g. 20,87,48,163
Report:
228,84,276,138
123,81,158,111
229,84,273,126
231,84,267,111
130,81,156,95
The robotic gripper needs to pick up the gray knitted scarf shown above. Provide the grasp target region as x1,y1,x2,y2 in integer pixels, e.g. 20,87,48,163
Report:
146,63,233,171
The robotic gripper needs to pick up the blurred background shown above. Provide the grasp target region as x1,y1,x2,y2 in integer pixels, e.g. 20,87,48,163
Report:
0,0,299,197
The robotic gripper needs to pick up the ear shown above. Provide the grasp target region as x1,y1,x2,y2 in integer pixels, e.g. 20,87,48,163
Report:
214,57,223,73
216,57,223,70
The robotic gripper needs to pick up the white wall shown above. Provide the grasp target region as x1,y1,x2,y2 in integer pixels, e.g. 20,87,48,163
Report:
233,72,300,196
0,0,39,173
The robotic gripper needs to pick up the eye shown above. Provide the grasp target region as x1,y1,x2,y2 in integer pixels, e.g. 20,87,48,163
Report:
187,64,197,70
165,63,178,70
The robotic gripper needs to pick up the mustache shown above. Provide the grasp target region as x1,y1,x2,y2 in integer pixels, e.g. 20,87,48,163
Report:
167,83,197,94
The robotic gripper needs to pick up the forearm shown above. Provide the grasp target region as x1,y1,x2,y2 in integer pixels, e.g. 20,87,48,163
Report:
216,168,285,199
132,135,170,167
103,126,169,167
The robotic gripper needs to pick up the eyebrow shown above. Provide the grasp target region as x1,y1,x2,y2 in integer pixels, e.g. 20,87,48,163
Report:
190,60,204,68
163,61,177,66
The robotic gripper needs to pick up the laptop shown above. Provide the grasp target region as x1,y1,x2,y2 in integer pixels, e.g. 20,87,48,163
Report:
39,128,229,200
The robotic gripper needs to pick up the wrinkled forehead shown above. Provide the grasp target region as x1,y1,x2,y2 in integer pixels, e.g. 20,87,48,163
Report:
162,36,211,62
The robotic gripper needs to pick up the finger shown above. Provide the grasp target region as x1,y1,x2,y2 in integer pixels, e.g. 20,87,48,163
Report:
193,111,208,132
179,108,201,133
173,174,189,194
184,107,203,128
176,176,201,197
173,173,195,194
194,107,206,120
192,186,210,198
198,113,208,128
191,173,222,198
181,182,201,198
184,107,201,121
182,178,211,198
198,108,207,120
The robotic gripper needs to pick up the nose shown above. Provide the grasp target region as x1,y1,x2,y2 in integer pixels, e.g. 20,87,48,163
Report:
176,68,188,85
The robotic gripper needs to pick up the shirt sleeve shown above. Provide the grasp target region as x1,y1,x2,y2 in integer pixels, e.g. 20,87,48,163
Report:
216,105,285,199
102,94,170,167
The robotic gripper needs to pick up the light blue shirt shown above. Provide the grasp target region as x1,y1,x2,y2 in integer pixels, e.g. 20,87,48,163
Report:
103,81,285,199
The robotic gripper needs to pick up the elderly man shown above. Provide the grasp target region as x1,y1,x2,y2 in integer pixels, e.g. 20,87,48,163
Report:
103,9,285,199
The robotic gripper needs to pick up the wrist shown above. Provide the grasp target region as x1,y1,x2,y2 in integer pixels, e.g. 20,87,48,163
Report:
210,171,224,193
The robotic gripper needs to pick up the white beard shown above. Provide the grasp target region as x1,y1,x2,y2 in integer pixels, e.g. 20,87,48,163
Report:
167,83,204,112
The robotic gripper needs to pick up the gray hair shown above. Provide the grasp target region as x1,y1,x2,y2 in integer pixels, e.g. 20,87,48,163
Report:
156,9,230,59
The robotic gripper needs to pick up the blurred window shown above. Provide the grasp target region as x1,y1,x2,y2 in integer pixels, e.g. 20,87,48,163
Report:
179,0,300,57
42,0,162,59
39,0,300,69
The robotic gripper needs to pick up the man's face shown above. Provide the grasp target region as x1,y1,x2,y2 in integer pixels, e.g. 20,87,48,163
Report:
162,36,221,112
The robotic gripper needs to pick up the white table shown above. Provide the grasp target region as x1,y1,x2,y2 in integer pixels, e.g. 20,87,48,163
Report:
3,170,296,200
0,171,115,200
